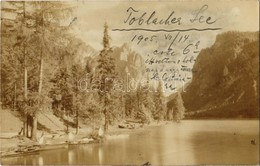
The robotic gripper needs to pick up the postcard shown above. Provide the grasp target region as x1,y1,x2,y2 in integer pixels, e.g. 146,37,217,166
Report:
0,0,259,165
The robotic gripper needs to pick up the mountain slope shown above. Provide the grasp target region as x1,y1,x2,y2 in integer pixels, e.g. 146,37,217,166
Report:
112,43,146,82
181,31,259,118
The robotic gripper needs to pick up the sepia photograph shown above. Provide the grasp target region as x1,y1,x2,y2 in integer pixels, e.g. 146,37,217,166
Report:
0,0,259,165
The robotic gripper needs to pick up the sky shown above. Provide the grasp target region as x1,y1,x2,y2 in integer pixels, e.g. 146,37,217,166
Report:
2,0,258,56
71,0,259,50
1,0,258,94
68,0,259,94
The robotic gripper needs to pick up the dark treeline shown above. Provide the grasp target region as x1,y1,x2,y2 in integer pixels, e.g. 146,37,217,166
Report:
1,1,185,141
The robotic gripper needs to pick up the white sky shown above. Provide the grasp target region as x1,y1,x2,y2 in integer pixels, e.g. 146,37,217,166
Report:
71,0,259,50
69,0,259,94
1,0,258,94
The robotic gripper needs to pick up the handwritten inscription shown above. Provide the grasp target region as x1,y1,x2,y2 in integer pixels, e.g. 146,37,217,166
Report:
124,7,182,26
124,5,217,26
113,4,222,91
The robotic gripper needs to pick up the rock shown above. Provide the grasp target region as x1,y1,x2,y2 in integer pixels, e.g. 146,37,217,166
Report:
38,136,45,145
143,161,151,166
38,132,45,145
68,132,75,142
79,138,94,144
251,139,257,145
98,127,104,137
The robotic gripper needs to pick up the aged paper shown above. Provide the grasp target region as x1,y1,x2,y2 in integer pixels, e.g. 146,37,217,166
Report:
0,0,259,165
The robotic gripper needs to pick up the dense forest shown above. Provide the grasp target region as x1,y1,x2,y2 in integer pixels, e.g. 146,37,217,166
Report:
1,1,185,141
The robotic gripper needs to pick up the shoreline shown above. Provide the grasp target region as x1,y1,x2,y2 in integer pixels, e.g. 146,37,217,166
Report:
3,119,257,158
184,118,259,120
0,121,170,158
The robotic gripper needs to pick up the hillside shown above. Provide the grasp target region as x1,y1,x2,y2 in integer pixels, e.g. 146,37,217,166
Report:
112,43,146,81
181,31,259,118
89,43,146,83
0,109,22,134
0,109,65,134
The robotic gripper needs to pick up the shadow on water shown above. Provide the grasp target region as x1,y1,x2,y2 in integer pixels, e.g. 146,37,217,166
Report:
1,148,69,165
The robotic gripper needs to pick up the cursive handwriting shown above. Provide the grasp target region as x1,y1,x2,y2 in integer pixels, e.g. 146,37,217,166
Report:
124,7,182,26
113,4,222,92
123,5,218,28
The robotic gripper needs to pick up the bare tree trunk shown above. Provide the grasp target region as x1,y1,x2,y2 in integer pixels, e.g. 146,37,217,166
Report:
31,55,43,141
64,108,69,133
22,0,28,137
121,94,125,119
23,67,28,136
23,50,28,136
103,95,109,132
26,114,30,137
75,110,79,134
24,69,27,98
23,119,27,136
66,120,69,133
38,57,43,94
13,83,16,111
104,109,108,132
31,116,37,141
13,53,17,111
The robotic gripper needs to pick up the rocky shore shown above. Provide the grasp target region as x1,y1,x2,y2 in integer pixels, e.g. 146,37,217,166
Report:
0,121,169,158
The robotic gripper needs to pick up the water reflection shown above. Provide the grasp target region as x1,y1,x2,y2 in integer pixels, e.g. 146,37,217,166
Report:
98,146,103,164
1,120,259,165
68,149,74,165
38,156,43,166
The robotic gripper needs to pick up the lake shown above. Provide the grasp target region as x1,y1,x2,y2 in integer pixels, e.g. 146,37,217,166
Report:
1,120,259,165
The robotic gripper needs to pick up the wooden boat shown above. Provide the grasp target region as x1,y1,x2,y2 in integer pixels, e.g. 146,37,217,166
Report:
118,124,127,128
118,124,135,129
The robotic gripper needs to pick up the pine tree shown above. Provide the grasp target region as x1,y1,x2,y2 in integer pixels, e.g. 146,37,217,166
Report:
125,92,138,118
169,92,186,122
175,92,185,121
23,2,73,140
153,81,166,121
136,80,154,124
94,23,117,132
1,1,36,137
1,2,79,140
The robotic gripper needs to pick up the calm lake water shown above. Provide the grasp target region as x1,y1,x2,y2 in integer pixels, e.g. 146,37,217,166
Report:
1,120,259,165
